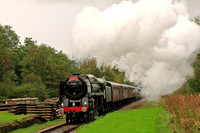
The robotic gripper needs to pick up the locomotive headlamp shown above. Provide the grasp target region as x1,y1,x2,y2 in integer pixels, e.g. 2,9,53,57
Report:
82,107,87,112
72,103,75,106
61,103,64,107
59,108,64,114
84,102,87,105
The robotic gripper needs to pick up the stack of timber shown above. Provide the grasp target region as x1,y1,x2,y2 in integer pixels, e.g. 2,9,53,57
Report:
26,104,57,120
1,98,38,104
43,97,59,108
0,104,13,111
9,104,27,115
1,98,59,120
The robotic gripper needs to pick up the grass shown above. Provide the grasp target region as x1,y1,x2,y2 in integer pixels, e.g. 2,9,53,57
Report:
10,118,65,133
77,107,172,133
0,112,31,123
136,101,159,109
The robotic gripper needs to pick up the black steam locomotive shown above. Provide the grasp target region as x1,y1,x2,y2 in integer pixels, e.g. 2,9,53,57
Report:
59,74,138,123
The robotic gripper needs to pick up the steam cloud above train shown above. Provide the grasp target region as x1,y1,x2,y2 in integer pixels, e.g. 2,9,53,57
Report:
67,0,200,100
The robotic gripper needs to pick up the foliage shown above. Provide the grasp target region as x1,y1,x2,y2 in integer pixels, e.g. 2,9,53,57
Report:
79,59,103,78
13,83,48,101
0,24,20,100
0,70,18,99
79,59,132,84
187,54,200,93
192,15,200,25
0,24,20,49
161,95,200,133
77,107,172,133
0,24,19,82
172,83,193,95
19,44,71,88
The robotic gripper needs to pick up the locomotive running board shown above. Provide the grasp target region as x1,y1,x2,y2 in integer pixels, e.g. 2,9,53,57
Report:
91,92,104,96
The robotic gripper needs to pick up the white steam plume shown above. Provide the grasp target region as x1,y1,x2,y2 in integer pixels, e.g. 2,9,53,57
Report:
67,0,200,100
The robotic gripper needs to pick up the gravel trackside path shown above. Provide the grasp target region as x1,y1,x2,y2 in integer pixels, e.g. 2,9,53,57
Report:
119,99,146,110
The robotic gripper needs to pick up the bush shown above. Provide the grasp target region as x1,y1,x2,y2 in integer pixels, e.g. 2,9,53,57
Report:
47,88,59,98
13,83,48,101
161,95,200,132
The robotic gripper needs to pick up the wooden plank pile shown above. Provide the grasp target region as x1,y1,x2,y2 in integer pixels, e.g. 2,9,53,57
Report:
43,97,59,108
1,98,38,104
26,104,57,120
0,104,13,111
9,104,27,115
1,103,58,120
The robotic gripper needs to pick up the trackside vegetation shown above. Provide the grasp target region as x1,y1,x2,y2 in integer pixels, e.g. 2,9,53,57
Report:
161,95,200,133
77,107,172,133
0,111,65,133
0,112,31,123
10,119,65,133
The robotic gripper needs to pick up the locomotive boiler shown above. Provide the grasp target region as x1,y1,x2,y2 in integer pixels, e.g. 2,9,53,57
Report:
59,74,137,123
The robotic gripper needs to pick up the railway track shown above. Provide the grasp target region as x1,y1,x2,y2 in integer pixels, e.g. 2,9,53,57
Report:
37,122,79,133
102,98,141,115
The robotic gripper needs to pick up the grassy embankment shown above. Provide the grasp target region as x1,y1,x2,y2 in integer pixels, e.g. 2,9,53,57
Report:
0,112,31,123
0,112,65,133
10,119,65,133
77,103,172,133
162,94,200,133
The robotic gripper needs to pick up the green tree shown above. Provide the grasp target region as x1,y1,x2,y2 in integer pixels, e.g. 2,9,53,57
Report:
0,24,20,100
13,73,48,100
13,83,48,101
0,24,20,81
18,40,76,98
80,59,103,78
79,59,132,84
192,15,200,25
188,54,200,93
187,16,200,93
0,70,18,100
0,24,20,49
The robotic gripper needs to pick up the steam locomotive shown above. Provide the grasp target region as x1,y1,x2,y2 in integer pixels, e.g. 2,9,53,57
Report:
59,74,139,123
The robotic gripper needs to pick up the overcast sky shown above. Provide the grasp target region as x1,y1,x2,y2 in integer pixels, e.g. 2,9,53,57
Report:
0,0,200,53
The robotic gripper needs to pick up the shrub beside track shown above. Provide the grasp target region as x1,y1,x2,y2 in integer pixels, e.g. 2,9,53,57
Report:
162,94,200,133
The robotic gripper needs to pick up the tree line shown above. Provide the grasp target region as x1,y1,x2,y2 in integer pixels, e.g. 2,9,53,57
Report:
0,24,132,101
